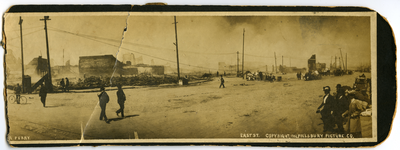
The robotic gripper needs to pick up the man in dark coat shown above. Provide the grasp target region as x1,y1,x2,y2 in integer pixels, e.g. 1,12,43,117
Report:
65,78,70,92
39,84,47,107
14,83,22,104
98,87,109,123
60,78,65,92
219,75,225,88
333,84,349,133
317,86,335,132
116,85,126,117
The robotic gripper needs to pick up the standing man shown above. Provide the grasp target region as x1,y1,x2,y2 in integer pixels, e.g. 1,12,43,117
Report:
333,84,348,133
65,77,70,92
219,75,225,88
98,87,109,123
317,86,335,132
60,78,65,92
39,84,47,107
116,84,126,118
14,84,22,104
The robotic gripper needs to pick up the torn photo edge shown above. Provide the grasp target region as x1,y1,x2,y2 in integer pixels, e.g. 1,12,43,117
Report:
2,5,396,147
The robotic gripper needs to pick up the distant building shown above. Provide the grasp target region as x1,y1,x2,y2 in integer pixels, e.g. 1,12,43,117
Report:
136,56,143,64
26,56,49,76
316,63,326,72
122,64,164,76
79,55,123,77
218,62,242,74
123,53,136,65
308,54,316,71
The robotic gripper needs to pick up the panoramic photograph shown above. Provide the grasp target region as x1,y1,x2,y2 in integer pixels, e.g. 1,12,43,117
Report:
3,12,375,143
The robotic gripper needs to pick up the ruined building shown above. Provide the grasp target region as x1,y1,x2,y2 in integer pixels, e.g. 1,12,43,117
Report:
79,55,123,77
26,56,48,76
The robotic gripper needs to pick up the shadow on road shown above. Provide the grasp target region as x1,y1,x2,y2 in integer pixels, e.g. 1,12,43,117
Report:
19,103,32,105
107,114,140,123
44,105,60,108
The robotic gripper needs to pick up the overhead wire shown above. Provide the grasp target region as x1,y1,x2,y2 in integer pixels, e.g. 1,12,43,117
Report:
48,28,220,71
5,28,44,41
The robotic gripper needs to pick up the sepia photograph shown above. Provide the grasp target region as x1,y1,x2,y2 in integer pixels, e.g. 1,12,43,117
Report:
2,9,382,146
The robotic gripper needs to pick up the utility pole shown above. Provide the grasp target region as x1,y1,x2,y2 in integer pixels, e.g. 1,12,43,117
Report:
40,16,53,92
237,51,239,77
242,28,245,79
173,16,180,80
274,52,277,73
63,49,65,66
340,48,345,71
19,16,25,93
346,53,347,71
335,56,337,69
282,55,284,66
330,56,332,69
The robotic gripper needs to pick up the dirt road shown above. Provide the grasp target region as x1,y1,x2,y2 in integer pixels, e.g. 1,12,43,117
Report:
7,72,371,140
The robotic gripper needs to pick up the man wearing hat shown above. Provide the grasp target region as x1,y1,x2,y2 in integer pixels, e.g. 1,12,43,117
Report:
317,86,335,132
98,87,110,123
116,84,126,118
333,84,349,133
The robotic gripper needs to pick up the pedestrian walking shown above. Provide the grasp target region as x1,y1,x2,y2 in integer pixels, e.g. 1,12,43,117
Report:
39,84,47,107
316,86,335,132
116,85,126,118
98,87,110,123
60,78,65,92
219,75,225,88
14,83,22,104
65,77,70,92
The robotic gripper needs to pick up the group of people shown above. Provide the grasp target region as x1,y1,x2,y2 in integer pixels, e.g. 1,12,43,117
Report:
59,78,70,92
97,84,126,123
316,84,370,137
296,72,302,80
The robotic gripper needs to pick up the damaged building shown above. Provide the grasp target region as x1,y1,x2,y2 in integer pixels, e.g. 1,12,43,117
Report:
307,54,326,72
79,55,124,77
26,56,49,76
79,54,164,77
122,64,164,76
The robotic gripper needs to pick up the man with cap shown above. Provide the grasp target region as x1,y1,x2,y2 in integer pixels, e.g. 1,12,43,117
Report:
333,84,349,133
219,75,225,88
14,83,22,104
39,83,47,107
116,84,126,118
98,87,110,123
60,78,65,92
65,77,70,92
317,86,335,132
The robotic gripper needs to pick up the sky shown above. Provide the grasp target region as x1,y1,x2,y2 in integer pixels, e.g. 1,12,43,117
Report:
4,13,371,71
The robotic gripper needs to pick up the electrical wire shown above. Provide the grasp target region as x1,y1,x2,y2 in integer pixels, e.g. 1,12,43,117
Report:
48,28,220,70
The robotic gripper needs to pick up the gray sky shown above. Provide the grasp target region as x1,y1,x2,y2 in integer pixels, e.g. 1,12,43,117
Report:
4,13,371,71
